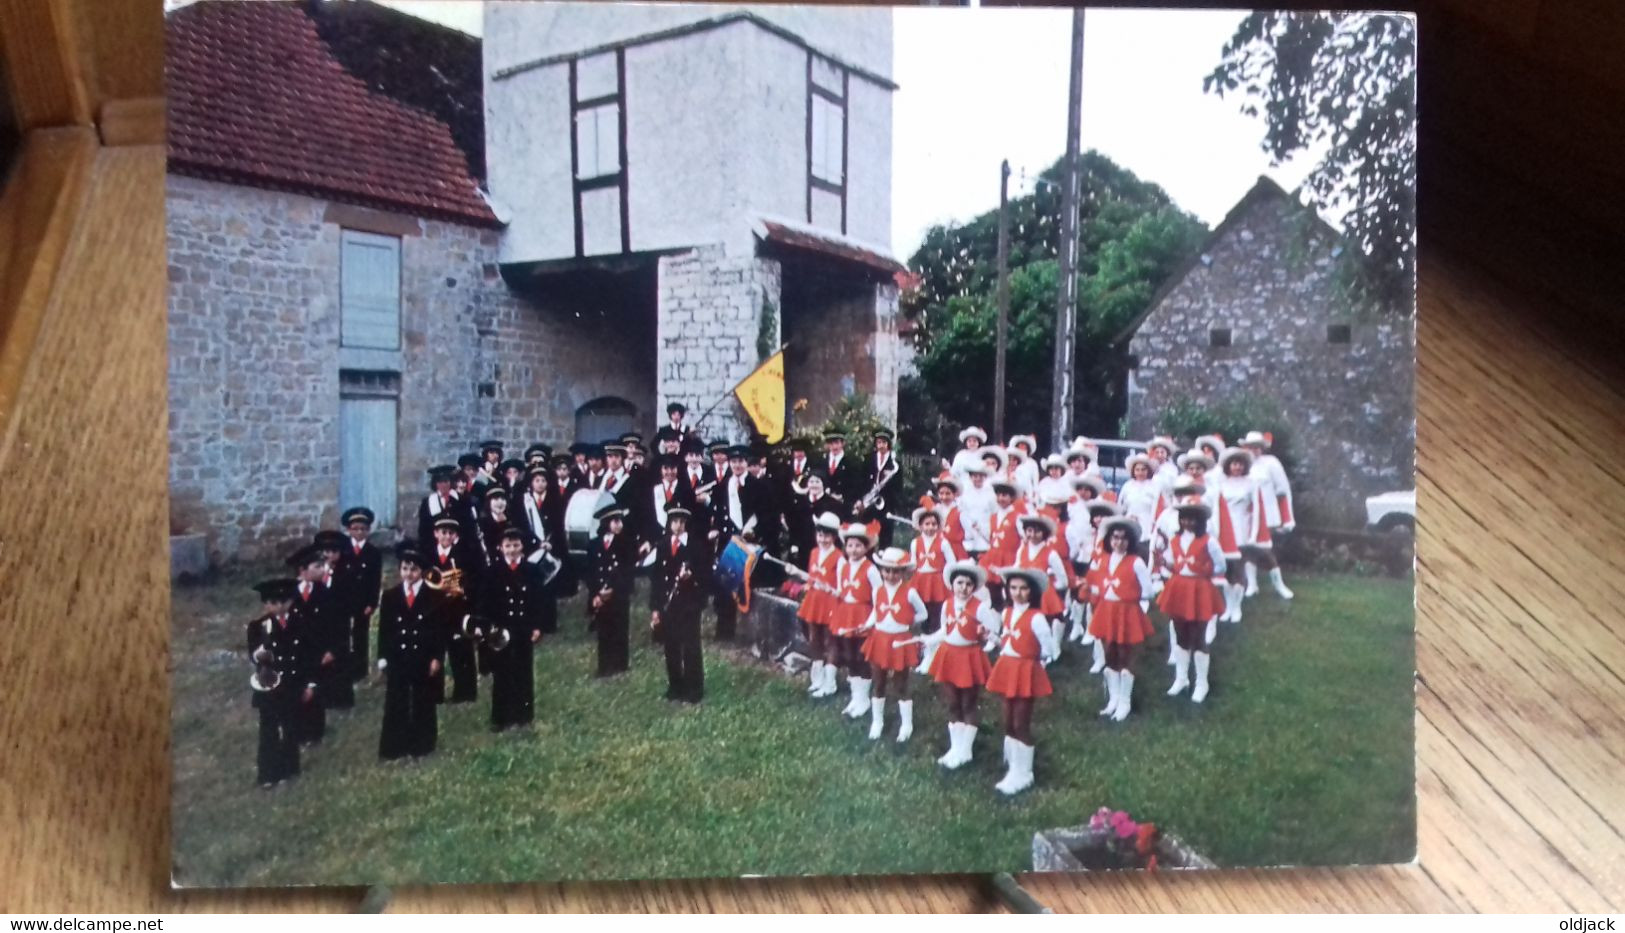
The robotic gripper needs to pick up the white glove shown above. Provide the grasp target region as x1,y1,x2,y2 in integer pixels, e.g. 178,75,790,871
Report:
376,658,388,671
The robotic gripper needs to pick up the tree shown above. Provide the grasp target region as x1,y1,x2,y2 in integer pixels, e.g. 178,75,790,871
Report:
1205,12,1417,312
905,153,1207,447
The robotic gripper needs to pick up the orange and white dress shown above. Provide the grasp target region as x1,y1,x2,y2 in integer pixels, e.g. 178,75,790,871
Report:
926,595,1000,688
797,544,842,628
986,606,1058,699
828,557,883,638
941,505,967,555
1012,540,1069,616
1157,532,1227,622
1216,475,1272,557
861,580,928,671
1087,551,1157,644
909,532,964,605
978,501,1028,582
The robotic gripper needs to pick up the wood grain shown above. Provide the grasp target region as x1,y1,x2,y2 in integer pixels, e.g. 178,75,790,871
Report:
0,138,1618,912
0,0,93,129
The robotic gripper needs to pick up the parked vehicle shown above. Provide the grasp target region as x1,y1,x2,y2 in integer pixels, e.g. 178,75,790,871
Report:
1086,439,1148,493
1365,489,1415,534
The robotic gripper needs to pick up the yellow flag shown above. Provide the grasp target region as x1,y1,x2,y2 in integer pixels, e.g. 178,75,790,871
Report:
734,350,786,443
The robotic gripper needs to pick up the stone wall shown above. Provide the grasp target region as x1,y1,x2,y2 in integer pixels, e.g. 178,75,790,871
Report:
656,246,782,443
167,174,651,563
1124,190,1415,527
780,263,900,428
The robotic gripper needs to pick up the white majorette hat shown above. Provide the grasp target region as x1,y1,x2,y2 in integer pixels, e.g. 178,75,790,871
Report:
1070,473,1106,497
1000,566,1049,598
1125,452,1154,477
1065,441,1097,462
1173,498,1213,521
1007,434,1037,453
1146,436,1178,457
978,445,1008,472
1194,434,1226,456
1241,430,1271,449
1086,499,1122,519
872,546,914,571
839,523,877,548
1098,515,1141,544
962,463,989,477
1040,486,1073,507
1040,453,1067,471
959,426,988,444
991,478,1019,497
932,474,963,494
944,559,987,589
1019,513,1057,537
912,505,944,528
1219,446,1254,472
813,512,843,534
1176,448,1215,471
1168,476,1206,500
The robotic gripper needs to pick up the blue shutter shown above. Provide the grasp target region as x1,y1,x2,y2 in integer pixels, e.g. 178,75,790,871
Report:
340,396,398,525
341,230,401,349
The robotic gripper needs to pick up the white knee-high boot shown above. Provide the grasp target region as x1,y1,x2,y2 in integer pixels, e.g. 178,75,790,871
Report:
956,723,976,766
896,700,914,742
1099,668,1120,717
1226,584,1244,623
868,696,887,739
1050,619,1066,660
822,663,839,696
1205,615,1218,646
1167,620,1178,663
937,723,958,766
1167,646,1190,695
1112,671,1134,721
806,660,825,694
1244,562,1259,597
1089,639,1106,674
1192,651,1212,703
1269,567,1295,600
996,739,1030,794
916,640,937,675
844,677,871,717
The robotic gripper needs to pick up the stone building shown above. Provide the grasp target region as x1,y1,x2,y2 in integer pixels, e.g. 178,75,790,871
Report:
166,1,650,562
484,3,905,441
1120,177,1415,527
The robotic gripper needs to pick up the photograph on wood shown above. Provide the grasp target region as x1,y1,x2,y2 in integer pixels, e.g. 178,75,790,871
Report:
165,0,1418,886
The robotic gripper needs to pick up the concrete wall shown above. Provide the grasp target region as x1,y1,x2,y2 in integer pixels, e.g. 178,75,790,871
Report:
166,174,652,563
1123,192,1415,527
656,246,781,444
486,3,894,265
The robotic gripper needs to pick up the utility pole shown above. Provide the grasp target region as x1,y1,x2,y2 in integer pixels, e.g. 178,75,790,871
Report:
1050,8,1085,451
994,159,1010,443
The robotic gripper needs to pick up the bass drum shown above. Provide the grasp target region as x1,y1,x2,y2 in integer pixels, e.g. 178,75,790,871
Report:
564,488,618,553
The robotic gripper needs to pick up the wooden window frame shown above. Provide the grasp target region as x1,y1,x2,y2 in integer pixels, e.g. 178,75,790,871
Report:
805,51,849,235
569,49,630,257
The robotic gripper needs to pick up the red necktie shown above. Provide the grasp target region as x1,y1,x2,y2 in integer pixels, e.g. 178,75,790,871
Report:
663,481,673,499
603,538,612,551
353,543,362,555
509,560,519,571
300,585,310,603
405,586,415,609
671,537,679,556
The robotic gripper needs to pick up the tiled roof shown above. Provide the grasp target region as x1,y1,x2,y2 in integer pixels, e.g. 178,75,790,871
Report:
758,220,905,278
166,0,498,227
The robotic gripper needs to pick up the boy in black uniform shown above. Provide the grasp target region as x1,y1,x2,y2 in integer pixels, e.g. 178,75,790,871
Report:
417,465,458,551
481,527,550,731
645,506,707,703
246,578,313,787
376,544,446,761
428,516,481,701
314,530,358,710
286,544,339,744
586,503,637,678
863,428,905,549
338,507,382,681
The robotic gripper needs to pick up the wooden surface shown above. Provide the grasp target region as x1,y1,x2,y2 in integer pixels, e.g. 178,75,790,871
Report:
1,0,1623,914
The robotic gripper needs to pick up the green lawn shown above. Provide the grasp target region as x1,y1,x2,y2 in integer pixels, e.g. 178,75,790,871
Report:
170,567,1415,886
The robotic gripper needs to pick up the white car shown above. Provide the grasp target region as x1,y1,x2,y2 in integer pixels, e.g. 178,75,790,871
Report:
1365,489,1415,533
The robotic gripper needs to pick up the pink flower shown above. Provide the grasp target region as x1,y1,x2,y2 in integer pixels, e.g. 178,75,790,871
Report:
1114,818,1139,839
1089,807,1112,831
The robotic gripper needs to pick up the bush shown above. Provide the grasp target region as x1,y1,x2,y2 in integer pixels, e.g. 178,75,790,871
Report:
783,393,933,508
1154,394,1295,475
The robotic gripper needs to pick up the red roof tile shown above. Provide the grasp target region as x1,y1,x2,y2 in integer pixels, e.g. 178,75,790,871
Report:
166,1,498,227
759,221,904,278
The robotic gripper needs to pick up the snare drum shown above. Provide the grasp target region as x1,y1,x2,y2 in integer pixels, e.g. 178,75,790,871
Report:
564,488,617,553
715,535,762,612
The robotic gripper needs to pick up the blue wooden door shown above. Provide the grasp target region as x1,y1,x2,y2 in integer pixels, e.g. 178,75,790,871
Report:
340,396,397,525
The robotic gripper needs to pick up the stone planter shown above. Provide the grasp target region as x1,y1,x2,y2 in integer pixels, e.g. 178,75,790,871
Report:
1032,825,1215,872
169,533,210,581
738,587,806,665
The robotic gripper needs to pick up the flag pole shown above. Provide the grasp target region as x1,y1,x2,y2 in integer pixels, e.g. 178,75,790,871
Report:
690,343,789,434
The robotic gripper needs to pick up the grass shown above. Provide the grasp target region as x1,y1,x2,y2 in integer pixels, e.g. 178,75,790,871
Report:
170,567,1415,886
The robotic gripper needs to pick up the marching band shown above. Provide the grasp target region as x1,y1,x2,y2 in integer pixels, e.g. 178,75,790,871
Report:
244,422,1296,797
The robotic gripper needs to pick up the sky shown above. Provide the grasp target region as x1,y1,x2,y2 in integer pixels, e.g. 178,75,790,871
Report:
340,3,1323,258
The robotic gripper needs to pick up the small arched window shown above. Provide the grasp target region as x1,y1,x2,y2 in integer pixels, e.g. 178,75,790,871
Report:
575,396,638,442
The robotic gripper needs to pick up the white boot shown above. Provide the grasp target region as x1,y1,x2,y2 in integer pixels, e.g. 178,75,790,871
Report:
998,740,1034,795
868,696,887,739
1192,651,1211,703
1069,603,1088,643
806,660,825,694
1167,646,1190,695
1089,639,1106,674
847,678,872,718
937,723,959,766
954,723,977,768
1269,567,1295,600
896,700,914,742
838,672,859,713
1099,668,1120,717
822,663,839,696
1226,584,1244,623
995,739,1023,794
1079,605,1096,645
1167,620,1178,663
1244,562,1259,597
1112,671,1134,721
1050,620,1066,660
1205,615,1218,646
915,641,937,675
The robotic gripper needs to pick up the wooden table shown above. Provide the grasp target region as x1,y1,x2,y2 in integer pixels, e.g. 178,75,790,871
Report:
1,0,1622,915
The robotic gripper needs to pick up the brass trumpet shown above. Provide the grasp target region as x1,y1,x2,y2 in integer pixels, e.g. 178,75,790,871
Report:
249,646,281,692
424,566,465,598
460,614,511,652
